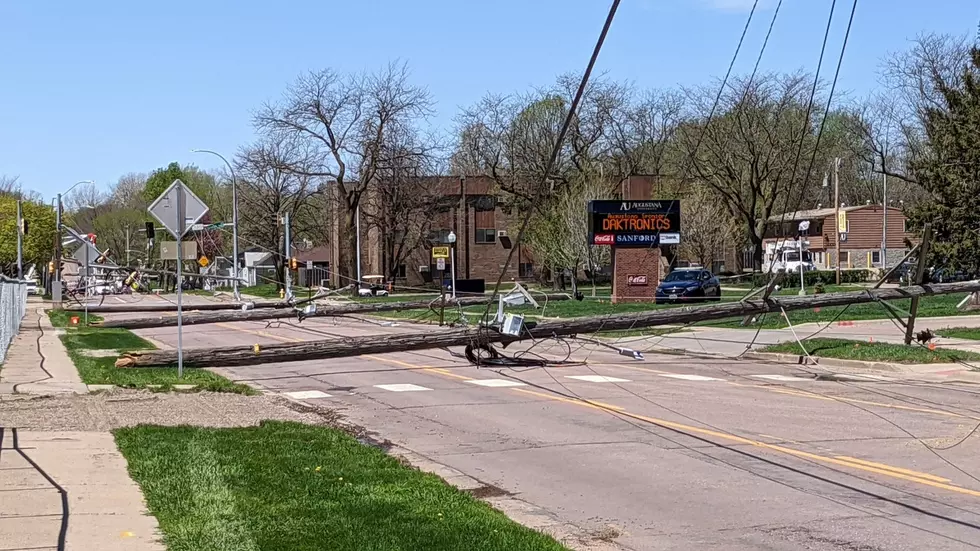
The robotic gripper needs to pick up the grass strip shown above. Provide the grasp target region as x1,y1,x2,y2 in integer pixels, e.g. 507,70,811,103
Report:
760,337,980,364
115,422,568,551
49,310,253,393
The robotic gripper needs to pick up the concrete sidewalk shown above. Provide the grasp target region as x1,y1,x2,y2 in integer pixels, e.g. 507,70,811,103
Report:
0,430,165,551
0,301,87,395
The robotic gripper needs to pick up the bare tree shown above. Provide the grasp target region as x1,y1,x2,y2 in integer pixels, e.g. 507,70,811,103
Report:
236,134,323,287
679,185,735,269
254,62,435,282
678,72,831,270
607,88,686,185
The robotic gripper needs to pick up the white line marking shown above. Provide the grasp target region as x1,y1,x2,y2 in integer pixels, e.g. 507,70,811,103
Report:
658,374,722,381
465,379,527,388
750,375,813,382
114,296,127,304
566,375,632,383
827,374,895,382
285,390,332,399
375,384,432,392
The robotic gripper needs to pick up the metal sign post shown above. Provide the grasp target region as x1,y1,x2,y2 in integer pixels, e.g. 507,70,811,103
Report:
148,179,209,379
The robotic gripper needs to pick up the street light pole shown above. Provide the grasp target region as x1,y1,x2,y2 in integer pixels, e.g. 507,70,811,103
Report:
16,199,23,279
192,149,240,301
447,230,457,299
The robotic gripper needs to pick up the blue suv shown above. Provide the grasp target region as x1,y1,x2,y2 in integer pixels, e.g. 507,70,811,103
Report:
656,268,722,304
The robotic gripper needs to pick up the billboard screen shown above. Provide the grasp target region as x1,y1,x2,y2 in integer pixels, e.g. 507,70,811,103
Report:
588,200,681,247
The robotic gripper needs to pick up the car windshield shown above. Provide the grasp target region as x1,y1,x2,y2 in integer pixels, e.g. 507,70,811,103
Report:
784,251,811,262
664,271,701,282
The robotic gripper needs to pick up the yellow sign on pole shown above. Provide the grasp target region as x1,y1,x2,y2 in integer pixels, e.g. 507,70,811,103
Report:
431,246,450,259
837,210,848,233
198,256,209,268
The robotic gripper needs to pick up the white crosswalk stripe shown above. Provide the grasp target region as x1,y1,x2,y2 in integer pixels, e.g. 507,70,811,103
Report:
750,375,814,382
658,374,722,382
284,390,332,399
465,379,526,388
374,383,432,392
566,375,631,383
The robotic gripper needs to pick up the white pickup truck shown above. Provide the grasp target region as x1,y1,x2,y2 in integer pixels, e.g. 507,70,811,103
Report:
767,247,817,274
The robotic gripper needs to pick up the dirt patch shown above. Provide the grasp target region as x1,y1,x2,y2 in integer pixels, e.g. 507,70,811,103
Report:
466,484,513,499
0,390,328,431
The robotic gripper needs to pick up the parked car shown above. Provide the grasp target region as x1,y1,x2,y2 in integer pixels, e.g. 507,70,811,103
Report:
656,268,722,304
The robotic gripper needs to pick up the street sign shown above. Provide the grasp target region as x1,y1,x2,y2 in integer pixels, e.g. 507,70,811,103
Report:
432,246,450,259
159,241,198,260
306,260,313,270
148,179,210,239
436,258,446,271
198,256,210,268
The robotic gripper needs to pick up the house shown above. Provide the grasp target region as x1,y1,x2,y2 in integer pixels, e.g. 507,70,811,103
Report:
763,205,912,270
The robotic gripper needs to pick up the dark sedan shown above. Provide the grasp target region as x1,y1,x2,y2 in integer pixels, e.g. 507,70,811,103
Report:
656,268,722,304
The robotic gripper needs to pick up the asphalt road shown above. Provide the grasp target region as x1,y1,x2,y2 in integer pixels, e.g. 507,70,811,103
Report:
101,294,980,550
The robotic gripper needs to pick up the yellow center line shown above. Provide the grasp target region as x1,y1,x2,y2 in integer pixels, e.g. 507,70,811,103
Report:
511,388,625,411
833,456,952,484
214,323,977,497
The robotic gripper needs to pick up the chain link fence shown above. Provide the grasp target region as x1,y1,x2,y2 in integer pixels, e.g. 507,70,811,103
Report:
0,276,28,364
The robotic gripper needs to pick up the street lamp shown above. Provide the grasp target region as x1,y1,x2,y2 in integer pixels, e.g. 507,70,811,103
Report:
53,180,94,307
191,149,241,301
447,230,457,299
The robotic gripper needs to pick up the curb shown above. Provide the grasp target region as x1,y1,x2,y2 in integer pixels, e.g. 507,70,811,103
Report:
741,351,905,373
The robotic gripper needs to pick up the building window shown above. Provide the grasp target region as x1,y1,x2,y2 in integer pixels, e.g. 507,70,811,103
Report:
839,251,849,267
871,251,881,265
475,228,496,243
519,263,534,278
429,229,452,243
395,264,407,279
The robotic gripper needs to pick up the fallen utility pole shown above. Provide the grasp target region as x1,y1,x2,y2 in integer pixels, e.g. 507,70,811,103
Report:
97,293,572,329
69,301,287,313
115,281,980,368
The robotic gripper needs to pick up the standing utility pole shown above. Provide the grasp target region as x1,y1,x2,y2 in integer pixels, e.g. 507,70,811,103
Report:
54,193,63,305
125,226,131,267
904,223,933,345
881,173,888,270
16,200,23,279
355,206,362,289
834,158,841,285
283,212,292,301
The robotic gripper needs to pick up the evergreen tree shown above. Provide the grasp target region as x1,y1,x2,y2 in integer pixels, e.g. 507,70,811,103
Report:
907,48,980,273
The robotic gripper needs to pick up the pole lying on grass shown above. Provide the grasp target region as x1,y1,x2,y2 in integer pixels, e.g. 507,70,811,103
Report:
95,293,573,329
114,280,980,369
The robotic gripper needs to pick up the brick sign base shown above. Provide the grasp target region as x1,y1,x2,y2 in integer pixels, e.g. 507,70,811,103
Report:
612,247,661,303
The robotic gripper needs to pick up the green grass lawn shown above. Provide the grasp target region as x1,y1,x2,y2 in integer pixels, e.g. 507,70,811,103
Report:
935,327,980,341
115,422,568,551
760,337,980,364
240,284,283,299
49,310,253,393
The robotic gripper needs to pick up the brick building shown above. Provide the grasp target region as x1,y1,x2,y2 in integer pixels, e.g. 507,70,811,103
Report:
763,205,912,270
326,176,533,289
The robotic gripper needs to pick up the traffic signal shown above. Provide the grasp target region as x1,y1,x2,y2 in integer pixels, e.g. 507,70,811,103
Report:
48,261,55,274
289,257,298,270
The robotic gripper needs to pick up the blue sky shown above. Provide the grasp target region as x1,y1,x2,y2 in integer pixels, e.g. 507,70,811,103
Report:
1,0,977,200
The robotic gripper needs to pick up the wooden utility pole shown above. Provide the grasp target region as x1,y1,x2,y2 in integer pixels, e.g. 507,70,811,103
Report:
834,157,842,285
904,223,933,345
96,292,571,329
116,280,980,368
